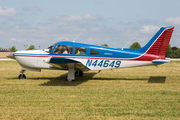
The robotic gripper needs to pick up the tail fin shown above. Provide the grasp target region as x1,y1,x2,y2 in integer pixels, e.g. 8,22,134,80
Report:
140,26,174,57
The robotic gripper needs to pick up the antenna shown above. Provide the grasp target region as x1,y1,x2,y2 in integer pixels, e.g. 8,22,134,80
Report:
73,32,82,42
122,40,131,50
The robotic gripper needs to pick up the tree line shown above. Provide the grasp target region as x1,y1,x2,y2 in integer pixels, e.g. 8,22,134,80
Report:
102,42,180,58
128,42,180,58
7,43,180,58
9,45,36,52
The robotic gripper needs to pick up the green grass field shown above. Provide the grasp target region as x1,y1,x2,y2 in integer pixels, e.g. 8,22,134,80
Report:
0,61,180,120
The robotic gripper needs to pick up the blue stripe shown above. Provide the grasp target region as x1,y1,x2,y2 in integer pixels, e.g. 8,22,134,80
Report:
152,61,169,63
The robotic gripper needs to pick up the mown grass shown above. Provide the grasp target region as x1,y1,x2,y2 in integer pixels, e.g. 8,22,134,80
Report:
0,61,180,119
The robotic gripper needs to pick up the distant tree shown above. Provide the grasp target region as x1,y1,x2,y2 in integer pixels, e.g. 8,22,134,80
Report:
27,45,36,50
129,42,141,49
170,49,180,58
9,46,17,52
101,44,109,47
165,44,172,57
172,46,178,51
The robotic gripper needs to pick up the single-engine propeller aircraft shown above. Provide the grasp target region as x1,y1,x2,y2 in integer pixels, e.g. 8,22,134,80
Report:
7,26,174,81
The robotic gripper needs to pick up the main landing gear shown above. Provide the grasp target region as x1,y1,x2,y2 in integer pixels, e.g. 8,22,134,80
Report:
18,70,26,79
75,71,83,77
65,70,83,82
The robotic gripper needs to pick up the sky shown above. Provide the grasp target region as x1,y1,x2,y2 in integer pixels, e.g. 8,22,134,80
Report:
0,0,180,50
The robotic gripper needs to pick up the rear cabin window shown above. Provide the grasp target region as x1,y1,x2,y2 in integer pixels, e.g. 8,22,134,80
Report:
90,49,99,55
75,47,87,55
53,45,73,54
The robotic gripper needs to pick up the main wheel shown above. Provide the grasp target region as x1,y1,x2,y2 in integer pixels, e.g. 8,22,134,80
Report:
75,71,79,77
18,74,26,79
79,71,83,77
75,71,83,77
65,76,68,81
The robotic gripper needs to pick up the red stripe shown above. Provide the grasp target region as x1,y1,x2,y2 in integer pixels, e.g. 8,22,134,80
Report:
15,55,50,57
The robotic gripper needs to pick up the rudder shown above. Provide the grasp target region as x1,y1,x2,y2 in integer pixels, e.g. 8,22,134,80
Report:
140,27,174,57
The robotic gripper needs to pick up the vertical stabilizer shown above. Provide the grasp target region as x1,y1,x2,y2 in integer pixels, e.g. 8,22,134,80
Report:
140,27,174,57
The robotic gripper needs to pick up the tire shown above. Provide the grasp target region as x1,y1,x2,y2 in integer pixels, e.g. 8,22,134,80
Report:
79,71,83,77
65,76,68,81
75,71,78,77
18,74,26,79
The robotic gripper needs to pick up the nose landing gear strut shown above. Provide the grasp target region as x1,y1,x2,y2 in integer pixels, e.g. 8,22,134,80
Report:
18,70,26,79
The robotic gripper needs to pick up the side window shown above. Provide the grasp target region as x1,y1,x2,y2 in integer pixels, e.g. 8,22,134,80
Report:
90,49,99,55
75,47,87,55
53,45,73,54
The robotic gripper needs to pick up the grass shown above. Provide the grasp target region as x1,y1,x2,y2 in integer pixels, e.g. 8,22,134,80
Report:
0,61,180,119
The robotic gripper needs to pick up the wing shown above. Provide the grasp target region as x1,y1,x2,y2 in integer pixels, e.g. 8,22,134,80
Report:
43,56,90,71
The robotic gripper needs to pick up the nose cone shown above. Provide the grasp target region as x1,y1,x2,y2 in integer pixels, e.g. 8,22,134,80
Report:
6,52,15,59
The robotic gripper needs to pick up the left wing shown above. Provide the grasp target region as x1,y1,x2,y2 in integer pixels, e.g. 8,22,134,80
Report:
42,56,90,71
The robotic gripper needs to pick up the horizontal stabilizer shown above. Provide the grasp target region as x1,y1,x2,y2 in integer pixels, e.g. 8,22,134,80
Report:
152,58,170,63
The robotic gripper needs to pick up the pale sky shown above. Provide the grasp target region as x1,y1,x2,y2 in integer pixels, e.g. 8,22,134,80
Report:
0,0,180,50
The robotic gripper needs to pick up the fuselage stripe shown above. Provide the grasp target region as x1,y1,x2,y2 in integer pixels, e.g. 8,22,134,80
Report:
14,54,154,61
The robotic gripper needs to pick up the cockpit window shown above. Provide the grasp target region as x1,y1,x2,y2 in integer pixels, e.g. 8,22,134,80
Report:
90,49,99,55
75,47,87,55
43,43,56,53
53,45,73,54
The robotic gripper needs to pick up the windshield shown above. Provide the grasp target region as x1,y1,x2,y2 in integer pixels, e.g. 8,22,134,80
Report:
43,43,56,53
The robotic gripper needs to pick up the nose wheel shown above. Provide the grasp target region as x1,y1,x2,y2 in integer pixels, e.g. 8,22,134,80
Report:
18,74,26,79
19,70,26,79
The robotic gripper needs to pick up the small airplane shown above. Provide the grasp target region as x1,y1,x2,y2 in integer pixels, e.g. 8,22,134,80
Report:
7,26,174,81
